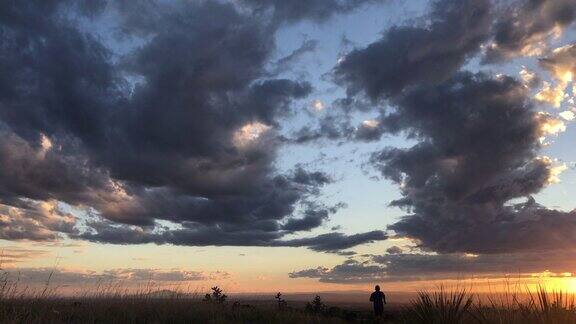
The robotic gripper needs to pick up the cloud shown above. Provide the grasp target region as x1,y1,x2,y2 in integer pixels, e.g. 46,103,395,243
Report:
271,39,319,75
278,0,576,284
374,251,576,279
0,247,48,266
484,0,576,62
76,220,386,253
334,0,491,100
385,246,403,254
0,199,77,241
535,81,567,107
533,44,576,107
289,259,386,283
539,44,576,82
292,0,493,144
289,166,334,187
0,0,383,252
288,110,355,144
560,110,575,121
0,267,230,286
240,0,386,25
291,250,576,283
282,208,332,232
277,230,387,252
365,72,576,254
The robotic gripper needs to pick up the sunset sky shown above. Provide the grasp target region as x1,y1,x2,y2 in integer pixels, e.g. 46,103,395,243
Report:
1,0,576,295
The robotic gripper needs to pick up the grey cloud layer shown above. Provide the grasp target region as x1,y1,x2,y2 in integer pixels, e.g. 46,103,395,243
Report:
0,0,386,251
290,250,576,283
3,0,576,284
291,0,576,283
1,267,230,285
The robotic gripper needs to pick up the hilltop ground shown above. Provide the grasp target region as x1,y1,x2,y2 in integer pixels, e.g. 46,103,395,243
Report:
2,286,576,323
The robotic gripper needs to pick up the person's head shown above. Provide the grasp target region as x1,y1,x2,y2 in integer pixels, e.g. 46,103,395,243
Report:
375,285,380,291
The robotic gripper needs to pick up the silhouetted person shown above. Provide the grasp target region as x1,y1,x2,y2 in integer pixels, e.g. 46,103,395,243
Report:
369,285,386,317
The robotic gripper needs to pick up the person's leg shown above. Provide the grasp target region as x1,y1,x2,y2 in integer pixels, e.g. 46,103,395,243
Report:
375,304,383,317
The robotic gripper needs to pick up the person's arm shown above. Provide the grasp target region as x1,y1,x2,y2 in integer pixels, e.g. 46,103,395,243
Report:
369,293,374,302
383,293,386,304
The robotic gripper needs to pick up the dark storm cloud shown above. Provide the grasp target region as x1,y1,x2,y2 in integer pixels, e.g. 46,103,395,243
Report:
291,0,493,144
334,0,491,100
282,209,331,232
240,0,386,25
484,0,576,62
283,0,576,284
282,201,345,232
368,72,576,254
76,217,386,253
0,1,119,145
0,0,383,252
277,230,387,252
289,166,333,187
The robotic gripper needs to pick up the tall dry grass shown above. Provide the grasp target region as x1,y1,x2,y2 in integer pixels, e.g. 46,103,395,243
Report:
3,268,576,323
402,285,576,324
0,269,350,323
401,287,474,323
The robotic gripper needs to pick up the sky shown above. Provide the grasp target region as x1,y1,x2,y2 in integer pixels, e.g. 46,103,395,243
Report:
1,0,576,296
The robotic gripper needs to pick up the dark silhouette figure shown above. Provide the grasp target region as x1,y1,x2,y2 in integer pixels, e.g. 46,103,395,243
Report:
369,285,386,317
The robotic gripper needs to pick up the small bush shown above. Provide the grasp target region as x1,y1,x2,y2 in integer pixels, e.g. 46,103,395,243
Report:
402,287,473,324
202,286,227,304
305,295,326,314
275,292,287,310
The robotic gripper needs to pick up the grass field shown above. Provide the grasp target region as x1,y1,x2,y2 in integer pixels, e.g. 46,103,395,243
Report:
1,272,576,323
1,288,576,323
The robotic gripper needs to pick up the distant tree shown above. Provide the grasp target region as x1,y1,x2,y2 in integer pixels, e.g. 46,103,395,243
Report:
305,295,326,313
275,292,287,310
203,286,227,303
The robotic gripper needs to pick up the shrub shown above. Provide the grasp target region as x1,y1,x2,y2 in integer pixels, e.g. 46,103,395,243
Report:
401,287,473,324
305,295,326,314
202,286,227,304
275,292,287,310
